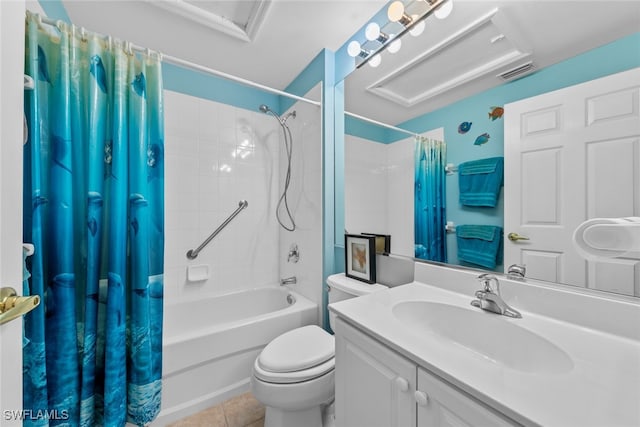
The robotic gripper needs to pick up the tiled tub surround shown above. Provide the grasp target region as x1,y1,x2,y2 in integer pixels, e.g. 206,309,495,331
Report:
330,261,640,426
160,91,322,423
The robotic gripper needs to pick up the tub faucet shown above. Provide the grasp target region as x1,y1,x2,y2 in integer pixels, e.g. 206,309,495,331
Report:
507,264,526,280
280,276,297,286
471,273,522,318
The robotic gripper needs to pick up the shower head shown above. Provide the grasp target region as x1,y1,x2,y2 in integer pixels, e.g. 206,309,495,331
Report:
259,104,271,113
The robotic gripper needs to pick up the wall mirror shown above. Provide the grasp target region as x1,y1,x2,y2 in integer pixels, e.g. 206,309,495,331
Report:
340,0,640,297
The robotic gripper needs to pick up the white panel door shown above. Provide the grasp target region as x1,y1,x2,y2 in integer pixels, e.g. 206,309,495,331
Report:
504,68,640,295
0,1,27,425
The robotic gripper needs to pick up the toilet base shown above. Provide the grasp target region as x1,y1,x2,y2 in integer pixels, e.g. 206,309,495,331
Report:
264,405,323,427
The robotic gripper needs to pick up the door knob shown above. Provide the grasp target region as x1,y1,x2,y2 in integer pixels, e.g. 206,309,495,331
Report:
508,232,530,242
414,390,429,406
0,287,40,326
395,376,409,392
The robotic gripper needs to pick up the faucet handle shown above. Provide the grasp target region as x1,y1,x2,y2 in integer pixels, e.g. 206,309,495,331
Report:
477,273,499,293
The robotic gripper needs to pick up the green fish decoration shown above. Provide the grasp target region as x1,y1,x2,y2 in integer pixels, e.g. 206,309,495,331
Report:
488,106,504,121
474,133,490,146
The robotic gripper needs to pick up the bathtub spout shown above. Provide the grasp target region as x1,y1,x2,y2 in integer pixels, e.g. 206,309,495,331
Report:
280,276,297,286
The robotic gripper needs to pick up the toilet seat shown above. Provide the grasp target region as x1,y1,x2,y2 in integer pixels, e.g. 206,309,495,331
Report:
254,356,334,384
254,325,335,384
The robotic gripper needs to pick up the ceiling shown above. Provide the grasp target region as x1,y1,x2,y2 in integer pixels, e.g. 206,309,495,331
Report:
39,1,640,125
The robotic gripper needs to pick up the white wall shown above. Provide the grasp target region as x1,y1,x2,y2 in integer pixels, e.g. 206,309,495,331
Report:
164,91,282,304
344,128,444,258
164,89,323,318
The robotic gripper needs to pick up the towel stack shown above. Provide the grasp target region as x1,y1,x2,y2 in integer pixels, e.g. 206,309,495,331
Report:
456,225,503,269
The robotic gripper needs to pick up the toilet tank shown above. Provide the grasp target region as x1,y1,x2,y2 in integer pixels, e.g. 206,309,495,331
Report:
327,273,387,331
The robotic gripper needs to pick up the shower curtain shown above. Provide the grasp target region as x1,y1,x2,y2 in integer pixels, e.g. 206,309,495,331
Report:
23,14,164,427
414,137,447,262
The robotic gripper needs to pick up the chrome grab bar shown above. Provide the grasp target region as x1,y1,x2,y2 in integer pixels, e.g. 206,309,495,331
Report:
186,200,248,260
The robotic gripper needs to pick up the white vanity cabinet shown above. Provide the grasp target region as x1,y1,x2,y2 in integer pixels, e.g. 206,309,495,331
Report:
416,367,515,427
334,318,518,427
335,318,416,427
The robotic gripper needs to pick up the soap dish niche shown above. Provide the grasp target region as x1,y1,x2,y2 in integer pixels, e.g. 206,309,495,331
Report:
187,264,210,282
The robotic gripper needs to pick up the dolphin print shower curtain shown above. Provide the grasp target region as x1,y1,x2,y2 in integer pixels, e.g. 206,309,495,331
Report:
23,14,164,426
414,137,447,262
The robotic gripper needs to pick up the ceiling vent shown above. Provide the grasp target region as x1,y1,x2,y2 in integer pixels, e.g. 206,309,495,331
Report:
498,62,535,80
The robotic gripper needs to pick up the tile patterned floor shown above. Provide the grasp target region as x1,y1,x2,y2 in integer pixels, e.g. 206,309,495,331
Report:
168,392,265,427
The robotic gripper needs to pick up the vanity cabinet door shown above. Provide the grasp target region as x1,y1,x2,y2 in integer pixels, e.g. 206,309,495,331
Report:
335,318,416,427
416,367,517,427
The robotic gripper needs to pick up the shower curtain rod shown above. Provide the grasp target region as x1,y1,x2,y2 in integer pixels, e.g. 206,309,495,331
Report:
34,14,321,108
344,110,418,138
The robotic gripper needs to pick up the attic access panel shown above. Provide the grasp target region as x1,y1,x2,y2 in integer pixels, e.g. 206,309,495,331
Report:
367,8,532,107
151,0,270,42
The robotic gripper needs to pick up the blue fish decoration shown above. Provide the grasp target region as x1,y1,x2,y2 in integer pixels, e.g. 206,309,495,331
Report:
474,133,490,146
89,55,108,94
37,46,51,84
132,72,146,98
458,121,472,134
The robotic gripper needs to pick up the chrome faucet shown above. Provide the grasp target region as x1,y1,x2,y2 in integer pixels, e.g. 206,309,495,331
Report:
471,273,522,318
280,276,297,286
506,264,526,280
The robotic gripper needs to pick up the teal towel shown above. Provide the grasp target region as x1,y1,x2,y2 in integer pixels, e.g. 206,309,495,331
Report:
458,157,504,207
456,225,503,269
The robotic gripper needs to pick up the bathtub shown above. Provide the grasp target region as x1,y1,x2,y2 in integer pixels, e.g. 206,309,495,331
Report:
153,287,317,425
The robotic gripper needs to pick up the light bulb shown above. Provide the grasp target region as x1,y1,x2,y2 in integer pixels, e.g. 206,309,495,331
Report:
434,0,453,19
368,54,382,68
347,40,362,57
387,37,402,54
365,22,380,41
409,15,425,36
387,1,405,22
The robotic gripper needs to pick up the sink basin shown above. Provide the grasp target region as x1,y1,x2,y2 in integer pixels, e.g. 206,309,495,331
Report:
392,301,574,374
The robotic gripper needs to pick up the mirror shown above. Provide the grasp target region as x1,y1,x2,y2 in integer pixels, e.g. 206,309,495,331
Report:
341,1,640,297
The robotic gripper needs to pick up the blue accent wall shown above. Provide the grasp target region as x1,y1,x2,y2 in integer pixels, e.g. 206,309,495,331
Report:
162,63,280,113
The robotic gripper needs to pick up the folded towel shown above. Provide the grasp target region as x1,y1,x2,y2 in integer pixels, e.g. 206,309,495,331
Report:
456,225,503,269
458,157,504,207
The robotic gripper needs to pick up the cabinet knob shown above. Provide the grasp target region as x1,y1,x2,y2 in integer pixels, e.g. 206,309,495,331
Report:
395,376,409,392
414,390,429,406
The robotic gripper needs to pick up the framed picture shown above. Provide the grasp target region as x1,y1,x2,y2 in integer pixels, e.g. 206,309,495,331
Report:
362,233,391,255
345,234,376,284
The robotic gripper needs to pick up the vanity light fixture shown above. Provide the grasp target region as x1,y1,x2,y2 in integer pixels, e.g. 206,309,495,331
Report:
368,54,382,68
350,0,454,68
387,37,402,53
409,15,425,36
347,40,369,58
365,22,390,44
387,1,412,26
434,0,453,19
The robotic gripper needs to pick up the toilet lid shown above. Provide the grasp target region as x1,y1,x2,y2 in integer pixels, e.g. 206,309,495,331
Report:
258,325,335,373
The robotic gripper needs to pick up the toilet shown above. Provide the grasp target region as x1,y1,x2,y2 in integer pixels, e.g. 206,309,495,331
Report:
251,273,388,427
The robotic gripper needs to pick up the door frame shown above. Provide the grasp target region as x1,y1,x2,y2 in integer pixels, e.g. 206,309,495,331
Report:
0,1,26,425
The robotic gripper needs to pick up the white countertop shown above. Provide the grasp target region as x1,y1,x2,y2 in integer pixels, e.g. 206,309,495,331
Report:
329,280,640,427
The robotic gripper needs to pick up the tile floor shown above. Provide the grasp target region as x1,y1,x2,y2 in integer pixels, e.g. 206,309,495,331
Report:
168,392,265,427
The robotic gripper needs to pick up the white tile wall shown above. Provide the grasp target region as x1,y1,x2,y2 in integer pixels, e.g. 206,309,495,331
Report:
278,86,324,323
164,89,323,316
345,128,443,258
